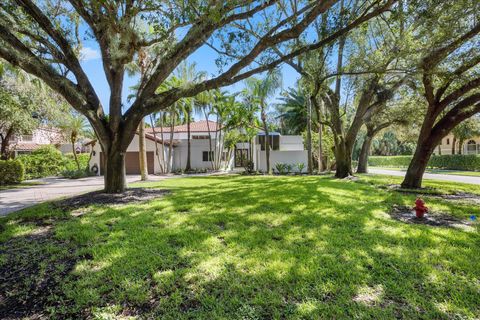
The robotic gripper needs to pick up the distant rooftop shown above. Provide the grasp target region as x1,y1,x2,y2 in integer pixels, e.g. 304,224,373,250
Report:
146,120,221,133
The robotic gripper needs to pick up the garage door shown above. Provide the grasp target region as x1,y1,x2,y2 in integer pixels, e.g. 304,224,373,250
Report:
100,152,154,175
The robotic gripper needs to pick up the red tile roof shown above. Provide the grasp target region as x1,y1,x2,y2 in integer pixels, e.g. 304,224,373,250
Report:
146,120,221,133
14,142,42,151
143,133,179,146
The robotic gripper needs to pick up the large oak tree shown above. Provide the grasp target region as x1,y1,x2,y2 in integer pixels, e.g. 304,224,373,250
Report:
0,0,395,192
400,0,480,188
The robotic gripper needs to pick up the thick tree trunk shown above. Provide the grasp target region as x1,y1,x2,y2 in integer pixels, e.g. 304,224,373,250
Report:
1,128,13,160
334,140,353,178
401,141,435,189
458,139,464,154
138,118,148,180
1,138,10,160
357,135,373,173
185,111,192,171
104,146,127,193
401,115,438,189
318,123,324,172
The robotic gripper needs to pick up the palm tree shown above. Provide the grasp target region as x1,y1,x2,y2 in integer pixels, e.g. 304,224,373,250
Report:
195,90,215,169
244,70,282,174
60,113,88,170
175,62,205,172
276,87,308,135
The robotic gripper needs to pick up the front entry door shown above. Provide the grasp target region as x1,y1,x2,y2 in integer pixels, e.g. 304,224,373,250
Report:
234,149,249,167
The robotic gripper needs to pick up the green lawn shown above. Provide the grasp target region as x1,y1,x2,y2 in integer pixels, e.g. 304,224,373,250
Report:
371,167,480,177
1,175,479,319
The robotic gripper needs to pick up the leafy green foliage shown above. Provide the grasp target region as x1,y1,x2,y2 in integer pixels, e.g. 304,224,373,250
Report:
0,159,24,184
17,146,66,179
369,155,480,171
17,146,91,179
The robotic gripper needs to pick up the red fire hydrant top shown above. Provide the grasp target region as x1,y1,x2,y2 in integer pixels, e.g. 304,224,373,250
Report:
413,198,428,218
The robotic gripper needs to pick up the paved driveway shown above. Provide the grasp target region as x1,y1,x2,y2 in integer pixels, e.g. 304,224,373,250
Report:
368,168,480,185
0,175,163,216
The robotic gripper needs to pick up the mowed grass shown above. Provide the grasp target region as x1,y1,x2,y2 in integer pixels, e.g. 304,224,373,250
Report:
1,175,479,319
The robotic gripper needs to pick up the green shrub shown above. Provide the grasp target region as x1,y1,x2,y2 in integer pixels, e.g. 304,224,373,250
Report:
0,160,25,185
368,156,413,168
429,154,480,171
244,160,255,174
64,153,90,171
17,145,67,179
296,162,305,173
368,154,480,171
275,163,288,175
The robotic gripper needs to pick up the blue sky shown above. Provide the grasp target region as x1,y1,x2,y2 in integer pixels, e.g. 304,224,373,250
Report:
79,43,300,114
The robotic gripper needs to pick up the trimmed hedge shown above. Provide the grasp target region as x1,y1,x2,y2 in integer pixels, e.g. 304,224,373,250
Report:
17,145,67,179
369,154,480,171
429,154,480,171
368,156,413,168
0,160,25,185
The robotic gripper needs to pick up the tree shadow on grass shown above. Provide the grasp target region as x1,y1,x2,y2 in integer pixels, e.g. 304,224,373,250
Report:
1,175,479,319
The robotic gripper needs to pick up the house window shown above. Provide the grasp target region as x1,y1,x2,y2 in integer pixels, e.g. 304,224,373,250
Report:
202,151,214,161
446,138,450,145
193,135,209,140
258,135,280,151
21,134,33,141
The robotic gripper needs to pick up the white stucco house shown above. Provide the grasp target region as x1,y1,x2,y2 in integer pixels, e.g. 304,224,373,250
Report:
88,120,233,175
88,120,308,175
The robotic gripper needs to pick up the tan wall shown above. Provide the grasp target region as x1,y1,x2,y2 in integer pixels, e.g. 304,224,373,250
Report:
434,134,480,155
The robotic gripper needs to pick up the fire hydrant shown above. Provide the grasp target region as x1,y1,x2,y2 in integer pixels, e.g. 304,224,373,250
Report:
413,198,428,218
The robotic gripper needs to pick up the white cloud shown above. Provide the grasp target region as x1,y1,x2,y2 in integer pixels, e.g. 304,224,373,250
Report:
80,47,101,61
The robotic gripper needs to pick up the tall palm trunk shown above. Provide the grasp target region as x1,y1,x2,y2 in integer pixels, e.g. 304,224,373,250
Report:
261,103,271,174
204,109,214,170
159,114,166,172
306,95,313,174
185,110,192,171
216,117,223,170
71,133,80,170
149,114,164,174
167,110,175,172
139,118,148,180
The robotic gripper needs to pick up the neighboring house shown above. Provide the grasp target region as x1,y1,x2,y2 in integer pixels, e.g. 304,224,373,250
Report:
8,126,89,157
88,120,308,175
434,134,480,155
